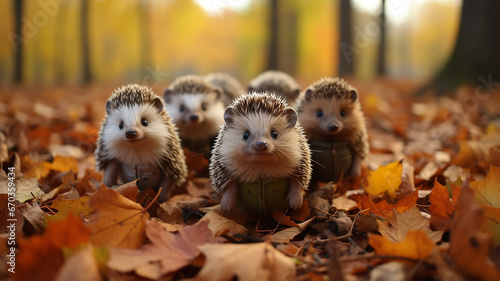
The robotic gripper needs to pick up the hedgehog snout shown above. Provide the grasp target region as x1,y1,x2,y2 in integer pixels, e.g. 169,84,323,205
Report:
255,141,268,152
327,123,339,132
125,129,137,139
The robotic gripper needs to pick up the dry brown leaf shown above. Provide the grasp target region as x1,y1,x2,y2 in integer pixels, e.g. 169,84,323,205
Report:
113,180,139,202
21,203,45,233
377,206,443,243
192,242,295,281
40,170,77,202
107,220,221,280
448,184,500,280
87,187,149,249
51,196,93,218
198,205,248,237
332,195,358,211
271,218,314,243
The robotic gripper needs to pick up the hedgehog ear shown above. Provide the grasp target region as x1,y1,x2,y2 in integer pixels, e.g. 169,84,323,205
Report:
284,108,298,128
152,97,164,113
105,100,113,115
247,86,255,93
292,89,300,98
305,88,315,101
348,89,358,102
211,87,222,100
224,107,234,125
163,88,174,103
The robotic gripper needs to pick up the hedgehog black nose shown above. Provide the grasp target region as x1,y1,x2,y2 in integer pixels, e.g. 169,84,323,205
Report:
328,124,339,132
125,129,137,139
190,114,199,122
255,141,268,152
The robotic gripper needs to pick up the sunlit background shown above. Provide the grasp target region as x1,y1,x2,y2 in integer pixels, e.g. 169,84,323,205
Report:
0,0,461,87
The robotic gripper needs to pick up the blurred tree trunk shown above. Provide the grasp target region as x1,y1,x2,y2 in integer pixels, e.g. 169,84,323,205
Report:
338,0,353,76
279,4,297,74
266,0,279,70
13,0,23,83
377,0,386,76
419,0,500,95
81,0,91,83
139,0,151,80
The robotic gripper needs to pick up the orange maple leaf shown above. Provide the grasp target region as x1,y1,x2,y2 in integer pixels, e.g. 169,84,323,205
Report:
470,165,500,207
16,214,90,281
429,179,460,231
351,189,418,218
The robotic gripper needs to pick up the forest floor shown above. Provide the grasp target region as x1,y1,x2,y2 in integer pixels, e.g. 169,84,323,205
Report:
1,79,500,281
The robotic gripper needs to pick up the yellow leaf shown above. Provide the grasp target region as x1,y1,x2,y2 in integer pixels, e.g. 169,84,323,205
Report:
365,160,403,198
51,196,94,218
470,165,500,207
369,230,435,260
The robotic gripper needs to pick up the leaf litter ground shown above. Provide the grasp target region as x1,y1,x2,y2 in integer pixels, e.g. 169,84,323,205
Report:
1,81,500,280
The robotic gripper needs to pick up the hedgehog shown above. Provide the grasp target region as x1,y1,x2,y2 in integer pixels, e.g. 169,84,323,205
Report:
163,75,225,152
295,77,369,181
95,84,188,202
205,72,244,106
248,70,301,105
210,92,312,213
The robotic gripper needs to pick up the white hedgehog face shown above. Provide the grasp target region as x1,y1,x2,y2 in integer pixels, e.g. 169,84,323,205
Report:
102,102,169,165
164,93,224,141
220,108,302,181
298,91,362,141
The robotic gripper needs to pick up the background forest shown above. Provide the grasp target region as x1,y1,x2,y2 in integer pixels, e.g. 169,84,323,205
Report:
0,0,461,86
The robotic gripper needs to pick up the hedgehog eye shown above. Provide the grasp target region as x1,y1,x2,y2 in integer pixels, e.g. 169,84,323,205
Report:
340,110,346,118
270,130,278,139
180,104,185,112
141,118,148,127
201,103,207,111
317,110,323,118
243,130,250,141
119,121,124,130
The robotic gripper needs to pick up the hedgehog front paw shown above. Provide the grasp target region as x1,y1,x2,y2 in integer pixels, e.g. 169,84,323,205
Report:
220,183,238,212
287,179,304,209
287,193,303,209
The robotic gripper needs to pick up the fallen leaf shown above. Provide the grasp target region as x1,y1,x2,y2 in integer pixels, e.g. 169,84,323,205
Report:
448,184,500,280
272,211,299,227
364,160,403,198
107,220,221,280
184,147,209,172
198,205,248,238
15,177,43,203
288,199,311,221
40,170,77,202
21,203,46,233
55,244,101,281
470,165,500,207
377,206,443,243
332,195,358,211
351,189,418,218
51,196,93,218
369,230,435,260
17,214,90,281
87,187,149,249
157,201,185,227
429,179,460,231
271,218,314,243
113,180,139,202
25,155,79,179
192,242,296,281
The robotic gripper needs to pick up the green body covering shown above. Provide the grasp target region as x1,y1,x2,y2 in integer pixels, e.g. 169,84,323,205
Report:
237,178,290,215
309,140,352,183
